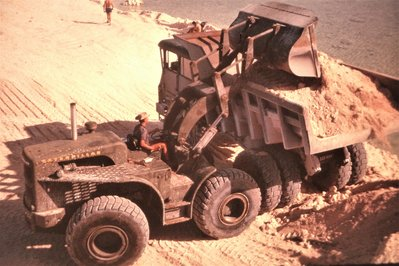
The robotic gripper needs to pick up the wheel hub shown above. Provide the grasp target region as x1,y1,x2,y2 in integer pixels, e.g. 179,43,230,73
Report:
218,193,249,226
87,225,129,261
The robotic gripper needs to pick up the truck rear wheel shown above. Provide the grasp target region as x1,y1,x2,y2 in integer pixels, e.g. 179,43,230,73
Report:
347,143,367,184
233,151,282,213
264,145,302,207
193,168,261,239
311,157,352,191
66,195,149,266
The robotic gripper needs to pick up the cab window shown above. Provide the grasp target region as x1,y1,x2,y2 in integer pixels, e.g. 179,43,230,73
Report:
161,49,179,72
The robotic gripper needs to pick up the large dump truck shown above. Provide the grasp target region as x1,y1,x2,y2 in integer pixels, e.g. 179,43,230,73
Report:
22,2,399,265
157,2,399,202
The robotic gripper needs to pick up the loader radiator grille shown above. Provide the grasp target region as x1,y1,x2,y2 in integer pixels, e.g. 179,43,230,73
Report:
65,182,97,204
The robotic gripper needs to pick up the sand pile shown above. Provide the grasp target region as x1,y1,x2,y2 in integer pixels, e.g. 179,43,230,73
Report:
244,53,399,138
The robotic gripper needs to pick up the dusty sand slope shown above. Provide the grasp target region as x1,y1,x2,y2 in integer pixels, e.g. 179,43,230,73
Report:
0,1,398,265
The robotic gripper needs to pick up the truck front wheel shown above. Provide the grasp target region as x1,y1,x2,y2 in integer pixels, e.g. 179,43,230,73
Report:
66,195,149,266
193,168,261,239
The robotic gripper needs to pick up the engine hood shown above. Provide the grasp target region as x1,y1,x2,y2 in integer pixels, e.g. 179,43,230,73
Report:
23,130,127,166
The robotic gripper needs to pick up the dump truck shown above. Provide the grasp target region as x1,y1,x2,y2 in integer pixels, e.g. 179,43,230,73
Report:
157,2,399,204
23,2,399,265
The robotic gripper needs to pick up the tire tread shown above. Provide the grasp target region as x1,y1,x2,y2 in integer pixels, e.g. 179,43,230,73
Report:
66,195,149,265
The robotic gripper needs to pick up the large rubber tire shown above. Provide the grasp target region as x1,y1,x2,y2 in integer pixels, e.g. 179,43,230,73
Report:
264,145,302,207
233,151,282,213
66,196,149,266
311,157,352,191
193,168,261,239
347,143,368,184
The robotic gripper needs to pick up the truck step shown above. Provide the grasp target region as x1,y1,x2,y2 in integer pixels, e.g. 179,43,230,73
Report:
165,216,191,225
165,200,191,209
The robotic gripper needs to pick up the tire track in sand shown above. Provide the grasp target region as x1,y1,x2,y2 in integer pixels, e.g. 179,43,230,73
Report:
0,79,73,142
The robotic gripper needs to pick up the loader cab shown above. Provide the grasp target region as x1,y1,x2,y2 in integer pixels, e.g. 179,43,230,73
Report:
157,39,194,118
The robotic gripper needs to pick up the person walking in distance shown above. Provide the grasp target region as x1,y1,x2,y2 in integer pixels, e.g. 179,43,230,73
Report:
133,112,168,159
103,0,113,24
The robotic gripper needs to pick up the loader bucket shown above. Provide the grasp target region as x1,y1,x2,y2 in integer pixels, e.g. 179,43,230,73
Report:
228,2,321,78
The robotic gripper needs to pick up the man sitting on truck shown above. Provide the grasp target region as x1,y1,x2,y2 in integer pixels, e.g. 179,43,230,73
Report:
132,112,168,159
187,21,202,33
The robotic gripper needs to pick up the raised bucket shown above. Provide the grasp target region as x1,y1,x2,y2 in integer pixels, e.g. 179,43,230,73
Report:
228,2,321,78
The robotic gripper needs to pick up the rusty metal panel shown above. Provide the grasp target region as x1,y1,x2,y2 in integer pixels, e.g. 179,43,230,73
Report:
64,182,97,204
23,130,127,167
277,105,303,150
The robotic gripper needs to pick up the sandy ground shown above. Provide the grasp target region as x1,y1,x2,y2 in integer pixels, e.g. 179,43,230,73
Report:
0,0,398,265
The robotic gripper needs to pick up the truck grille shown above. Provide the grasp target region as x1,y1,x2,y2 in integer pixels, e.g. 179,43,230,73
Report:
65,182,97,204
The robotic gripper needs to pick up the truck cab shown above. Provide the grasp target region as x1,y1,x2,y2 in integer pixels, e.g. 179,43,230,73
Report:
157,39,193,117
157,31,226,119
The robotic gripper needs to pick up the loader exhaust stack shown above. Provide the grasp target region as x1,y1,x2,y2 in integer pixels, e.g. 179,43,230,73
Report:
70,103,77,141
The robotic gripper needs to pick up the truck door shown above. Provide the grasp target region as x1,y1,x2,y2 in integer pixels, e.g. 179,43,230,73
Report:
159,49,179,102
158,49,193,116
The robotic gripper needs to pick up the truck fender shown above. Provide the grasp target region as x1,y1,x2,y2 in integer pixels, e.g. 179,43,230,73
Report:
188,166,217,217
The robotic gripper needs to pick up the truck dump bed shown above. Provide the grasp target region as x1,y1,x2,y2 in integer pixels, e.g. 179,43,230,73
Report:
233,63,399,155
241,82,370,155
